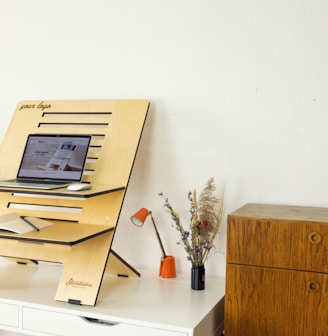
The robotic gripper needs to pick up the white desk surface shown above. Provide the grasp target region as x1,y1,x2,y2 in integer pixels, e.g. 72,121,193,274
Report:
0,260,225,333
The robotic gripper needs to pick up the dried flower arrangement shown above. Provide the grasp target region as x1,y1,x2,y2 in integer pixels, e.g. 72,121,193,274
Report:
159,177,224,267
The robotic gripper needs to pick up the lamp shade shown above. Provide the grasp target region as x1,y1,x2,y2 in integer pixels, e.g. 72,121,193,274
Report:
130,207,167,258
130,208,150,227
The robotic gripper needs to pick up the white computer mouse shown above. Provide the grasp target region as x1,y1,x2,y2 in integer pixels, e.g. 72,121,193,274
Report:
67,183,92,191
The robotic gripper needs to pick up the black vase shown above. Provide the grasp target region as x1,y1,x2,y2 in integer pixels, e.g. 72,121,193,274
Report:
191,265,205,290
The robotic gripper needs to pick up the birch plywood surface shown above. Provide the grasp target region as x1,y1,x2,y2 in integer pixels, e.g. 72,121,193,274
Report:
0,100,149,225
0,222,113,245
0,99,149,305
0,99,149,186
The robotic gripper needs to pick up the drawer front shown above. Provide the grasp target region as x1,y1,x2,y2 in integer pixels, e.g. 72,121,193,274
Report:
227,215,328,272
0,302,19,328
225,264,328,335
23,307,187,336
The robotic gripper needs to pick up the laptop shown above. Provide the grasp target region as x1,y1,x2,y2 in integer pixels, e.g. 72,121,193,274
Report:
0,134,91,190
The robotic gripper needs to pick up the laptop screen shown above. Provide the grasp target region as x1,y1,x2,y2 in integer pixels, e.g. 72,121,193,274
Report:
17,134,91,182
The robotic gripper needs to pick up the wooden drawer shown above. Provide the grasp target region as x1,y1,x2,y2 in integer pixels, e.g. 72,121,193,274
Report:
0,302,19,328
22,307,187,336
225,264,328,335
227,203,328,273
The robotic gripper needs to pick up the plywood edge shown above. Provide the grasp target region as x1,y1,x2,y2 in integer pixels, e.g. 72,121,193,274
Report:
106,249,140,278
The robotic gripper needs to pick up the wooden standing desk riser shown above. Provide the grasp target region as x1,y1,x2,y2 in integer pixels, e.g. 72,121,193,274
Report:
0,99,149,306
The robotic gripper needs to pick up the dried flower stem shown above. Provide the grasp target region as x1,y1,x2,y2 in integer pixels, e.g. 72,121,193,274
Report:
160,177,224,266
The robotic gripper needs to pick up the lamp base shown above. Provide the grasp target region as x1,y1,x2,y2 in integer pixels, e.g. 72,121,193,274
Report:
159,256,176,278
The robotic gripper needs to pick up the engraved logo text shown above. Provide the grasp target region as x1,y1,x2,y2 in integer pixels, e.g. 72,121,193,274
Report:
19,101,51,111
65,278,93,288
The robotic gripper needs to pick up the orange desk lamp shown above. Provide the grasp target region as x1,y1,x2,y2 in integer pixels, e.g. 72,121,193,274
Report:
131,208,176,278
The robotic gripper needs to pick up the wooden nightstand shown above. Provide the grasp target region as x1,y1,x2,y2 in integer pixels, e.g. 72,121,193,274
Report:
225,203,328,335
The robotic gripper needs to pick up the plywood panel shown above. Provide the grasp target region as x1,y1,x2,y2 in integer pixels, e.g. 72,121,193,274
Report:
0,99,149,305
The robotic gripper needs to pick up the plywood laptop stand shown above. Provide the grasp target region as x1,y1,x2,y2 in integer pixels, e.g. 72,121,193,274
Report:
0,99,149,306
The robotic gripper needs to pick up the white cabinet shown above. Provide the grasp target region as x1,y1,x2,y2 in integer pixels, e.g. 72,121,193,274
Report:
0,303,19,328
23,308,186,336
0,261,224,336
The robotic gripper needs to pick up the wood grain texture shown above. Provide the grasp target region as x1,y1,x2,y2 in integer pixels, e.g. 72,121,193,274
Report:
225,203,328,335
0,99,149,305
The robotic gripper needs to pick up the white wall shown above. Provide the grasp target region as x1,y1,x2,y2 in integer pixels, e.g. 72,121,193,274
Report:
1,0,328,278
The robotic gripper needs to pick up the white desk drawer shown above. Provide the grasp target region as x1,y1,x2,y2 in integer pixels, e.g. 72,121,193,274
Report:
23,307,186,336
0,303,19,328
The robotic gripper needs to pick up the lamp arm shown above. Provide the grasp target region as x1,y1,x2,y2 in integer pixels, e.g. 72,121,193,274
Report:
150,212,167,258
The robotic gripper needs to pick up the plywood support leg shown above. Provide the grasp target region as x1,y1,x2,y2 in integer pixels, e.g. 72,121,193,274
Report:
55,232,114,306
106,249,140,278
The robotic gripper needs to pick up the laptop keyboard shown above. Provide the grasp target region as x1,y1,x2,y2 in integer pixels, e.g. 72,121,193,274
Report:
18,179,70,185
